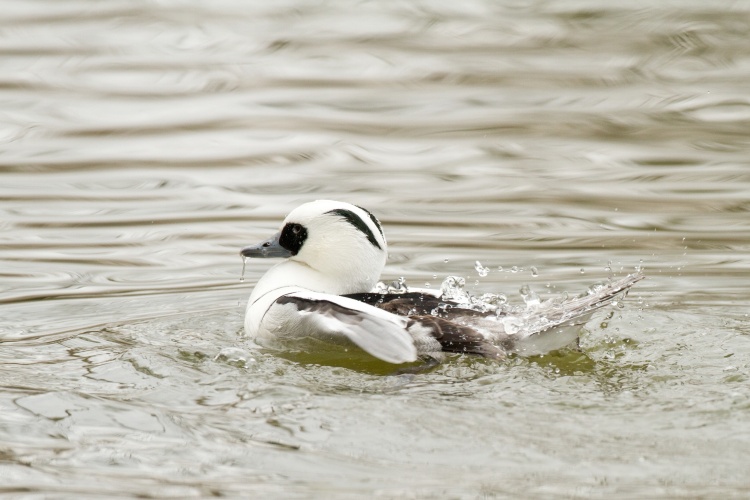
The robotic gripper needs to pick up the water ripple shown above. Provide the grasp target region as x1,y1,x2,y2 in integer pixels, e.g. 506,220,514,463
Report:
2,0,750,497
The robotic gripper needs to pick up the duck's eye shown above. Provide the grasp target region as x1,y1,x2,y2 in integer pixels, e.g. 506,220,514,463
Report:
292,224,301,234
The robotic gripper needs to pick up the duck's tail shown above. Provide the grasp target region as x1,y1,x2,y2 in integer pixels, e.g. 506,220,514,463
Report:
511,271,645,356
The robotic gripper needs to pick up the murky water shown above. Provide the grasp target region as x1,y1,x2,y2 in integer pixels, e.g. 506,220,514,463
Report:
2,0,750,497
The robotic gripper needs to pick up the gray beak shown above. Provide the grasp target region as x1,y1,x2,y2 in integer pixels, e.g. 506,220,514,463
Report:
240,232,292,258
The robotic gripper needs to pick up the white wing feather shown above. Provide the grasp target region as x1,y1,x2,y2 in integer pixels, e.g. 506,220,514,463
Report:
261,291,418,364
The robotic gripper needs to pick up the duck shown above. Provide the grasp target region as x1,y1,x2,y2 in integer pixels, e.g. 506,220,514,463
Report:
240,200,643,365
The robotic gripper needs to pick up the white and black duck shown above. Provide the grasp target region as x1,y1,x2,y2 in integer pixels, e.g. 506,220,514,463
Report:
240,200,643,364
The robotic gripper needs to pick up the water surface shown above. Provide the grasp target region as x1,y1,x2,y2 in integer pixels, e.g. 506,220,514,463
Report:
2,1,750,497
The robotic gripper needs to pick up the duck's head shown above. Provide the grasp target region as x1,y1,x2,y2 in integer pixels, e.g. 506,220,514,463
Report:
241,200,388,294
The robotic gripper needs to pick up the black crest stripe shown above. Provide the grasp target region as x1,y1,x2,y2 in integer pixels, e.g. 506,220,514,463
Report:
355,205,384,238
326,208,382,249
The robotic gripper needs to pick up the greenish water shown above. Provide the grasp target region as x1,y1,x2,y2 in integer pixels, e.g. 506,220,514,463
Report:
1,1,749,498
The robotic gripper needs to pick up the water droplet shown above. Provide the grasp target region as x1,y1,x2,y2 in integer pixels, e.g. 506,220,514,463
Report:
389,277,408,293
511,266,518,273
530,266,538,277
474,261,489,277
580,268,585,274
497,265,503,272
444,259,449,264
240,256,247,283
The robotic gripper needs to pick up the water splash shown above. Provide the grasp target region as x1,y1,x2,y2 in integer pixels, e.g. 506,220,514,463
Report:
372,263,644,339
435,270,644,338
519,284,540,308
240,256,247,283
214,347,255,368
480,292,507,308
440,276,468,302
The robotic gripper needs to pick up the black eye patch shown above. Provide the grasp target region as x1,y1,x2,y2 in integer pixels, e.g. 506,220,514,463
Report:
326,208,382,250
278,222,308,255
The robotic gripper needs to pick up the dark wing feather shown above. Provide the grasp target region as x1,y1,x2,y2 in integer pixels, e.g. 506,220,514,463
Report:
343,292,505,360
407,315,506,360
342,292,438,315
343,292,487,317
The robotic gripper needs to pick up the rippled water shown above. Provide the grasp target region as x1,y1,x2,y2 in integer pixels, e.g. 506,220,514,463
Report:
2,1,750,497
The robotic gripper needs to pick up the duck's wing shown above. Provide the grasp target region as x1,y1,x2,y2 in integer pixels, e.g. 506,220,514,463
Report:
344,292,504,359
405,315,506,360
343,291,441,315
266,291,418,364
344,291,487,317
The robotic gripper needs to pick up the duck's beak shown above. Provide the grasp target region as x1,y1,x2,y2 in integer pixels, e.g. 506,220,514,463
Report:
240,232,292,258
